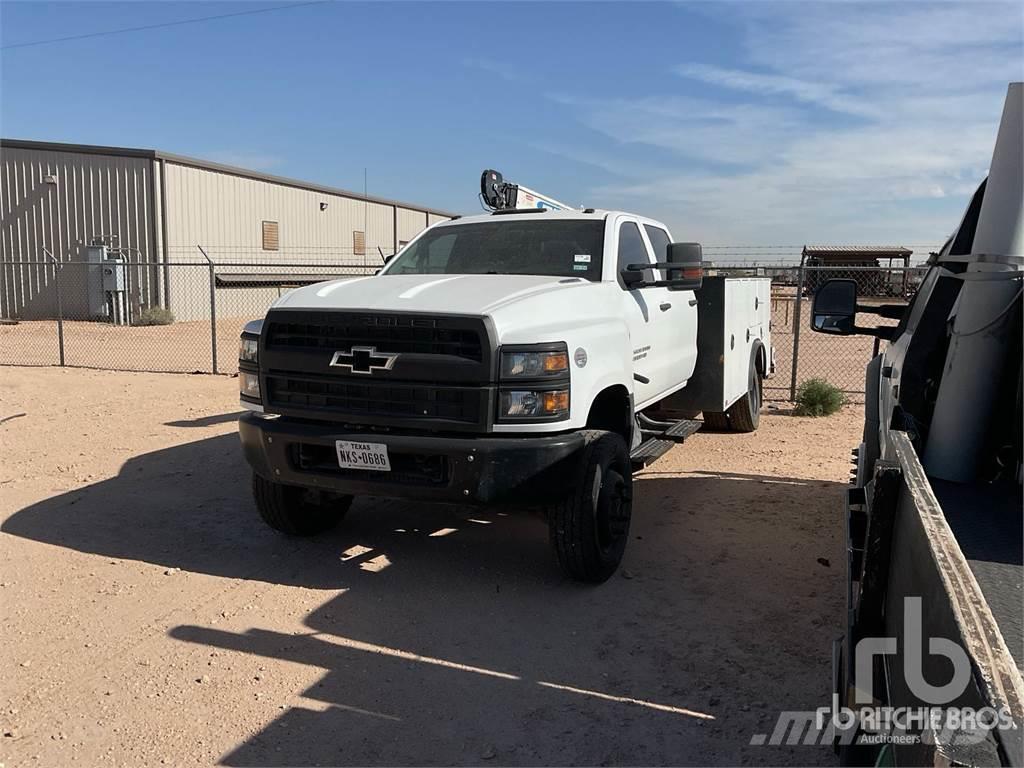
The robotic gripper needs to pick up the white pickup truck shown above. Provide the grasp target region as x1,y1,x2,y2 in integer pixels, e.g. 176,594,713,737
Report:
238,202,771,582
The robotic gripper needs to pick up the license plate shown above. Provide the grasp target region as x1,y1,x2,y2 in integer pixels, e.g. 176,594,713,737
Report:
335,440,391,472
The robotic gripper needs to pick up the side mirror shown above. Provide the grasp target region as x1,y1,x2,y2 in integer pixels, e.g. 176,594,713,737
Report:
811,279,857,335
622,242,704,290
620,268,644,288
666,242,703,291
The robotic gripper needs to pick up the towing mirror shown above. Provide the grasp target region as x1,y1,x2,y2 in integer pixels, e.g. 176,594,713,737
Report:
811,279,857,335
620,267,645,288
666,242,703,291
622,242,704,290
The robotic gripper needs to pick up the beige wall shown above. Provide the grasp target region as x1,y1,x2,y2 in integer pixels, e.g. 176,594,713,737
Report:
162,163,447,320
396,206,429,246
0,145,450,322
0,146,158,319
163,163,403,262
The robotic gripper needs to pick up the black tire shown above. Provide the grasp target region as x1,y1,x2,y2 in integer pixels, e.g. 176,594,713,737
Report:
252,472,352,536
728,350,762,432
702,411,731,430
548,430,633,584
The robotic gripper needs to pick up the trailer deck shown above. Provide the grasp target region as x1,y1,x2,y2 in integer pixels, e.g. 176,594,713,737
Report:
938,480,1024,674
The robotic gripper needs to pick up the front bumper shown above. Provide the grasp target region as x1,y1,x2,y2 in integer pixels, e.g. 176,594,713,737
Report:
239,413,585,505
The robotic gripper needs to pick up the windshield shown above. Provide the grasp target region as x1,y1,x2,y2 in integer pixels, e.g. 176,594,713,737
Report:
383,219,605,281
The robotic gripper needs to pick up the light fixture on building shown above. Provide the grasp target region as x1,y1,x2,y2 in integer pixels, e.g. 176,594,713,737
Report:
319,202,328,211
43,174,58,185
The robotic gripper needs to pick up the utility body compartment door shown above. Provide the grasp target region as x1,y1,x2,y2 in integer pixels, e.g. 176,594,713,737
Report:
662,277,772,413
721,278,770,405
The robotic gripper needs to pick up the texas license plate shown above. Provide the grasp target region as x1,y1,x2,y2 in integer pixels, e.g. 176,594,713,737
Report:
335,440,391,472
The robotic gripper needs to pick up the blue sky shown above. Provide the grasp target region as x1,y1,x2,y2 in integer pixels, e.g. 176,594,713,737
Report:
2,1,1021,247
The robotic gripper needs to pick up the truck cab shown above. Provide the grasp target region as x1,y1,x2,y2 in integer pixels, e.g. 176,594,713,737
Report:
238,203,770,582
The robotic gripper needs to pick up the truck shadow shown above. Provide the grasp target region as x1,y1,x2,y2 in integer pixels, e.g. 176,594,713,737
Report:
2,432,549,589
3,434,846,765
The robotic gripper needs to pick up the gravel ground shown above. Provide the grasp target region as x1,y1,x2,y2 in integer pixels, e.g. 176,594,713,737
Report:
0,366,860,766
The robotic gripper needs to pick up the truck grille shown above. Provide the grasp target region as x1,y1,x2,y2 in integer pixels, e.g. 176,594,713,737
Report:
261,310,494,430
265,312,484,361
265,374,484,424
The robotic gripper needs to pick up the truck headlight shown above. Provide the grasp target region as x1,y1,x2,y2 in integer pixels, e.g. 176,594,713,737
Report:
239,337,259,364
500,348,568,378
239,372,261,399
499,389,569,419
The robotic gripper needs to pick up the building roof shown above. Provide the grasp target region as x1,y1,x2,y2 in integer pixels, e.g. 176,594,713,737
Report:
802,245,913,259
0,138,456,218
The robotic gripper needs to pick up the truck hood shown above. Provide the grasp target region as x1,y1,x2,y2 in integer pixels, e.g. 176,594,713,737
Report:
272,273,594,316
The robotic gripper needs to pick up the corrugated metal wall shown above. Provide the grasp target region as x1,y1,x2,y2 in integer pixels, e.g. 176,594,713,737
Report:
0,146,157,319
162,163,445,320
163,162,404,258
397,207,429,245
0,144,450,323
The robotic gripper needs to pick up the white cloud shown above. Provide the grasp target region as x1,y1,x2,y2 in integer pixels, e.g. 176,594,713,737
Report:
552,1,1021,245
675,63,877,118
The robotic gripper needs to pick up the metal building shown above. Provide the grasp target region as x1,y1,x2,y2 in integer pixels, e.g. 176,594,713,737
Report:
0,139,453,321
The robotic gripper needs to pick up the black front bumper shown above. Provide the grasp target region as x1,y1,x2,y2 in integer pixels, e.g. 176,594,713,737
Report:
239,413,584,505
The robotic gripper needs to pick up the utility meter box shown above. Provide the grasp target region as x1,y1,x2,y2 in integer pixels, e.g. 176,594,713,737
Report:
85,244,109,317
102,256,126,292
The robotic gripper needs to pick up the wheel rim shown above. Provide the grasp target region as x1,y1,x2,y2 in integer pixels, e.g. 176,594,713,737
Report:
595,467,628,554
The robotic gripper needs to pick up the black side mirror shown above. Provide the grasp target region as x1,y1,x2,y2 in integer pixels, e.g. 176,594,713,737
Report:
811,279,857,335
622,242,704,290
666,242,703,291
620,268,644,288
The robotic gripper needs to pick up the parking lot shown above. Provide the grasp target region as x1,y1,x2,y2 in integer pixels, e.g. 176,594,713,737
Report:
1,366,857,766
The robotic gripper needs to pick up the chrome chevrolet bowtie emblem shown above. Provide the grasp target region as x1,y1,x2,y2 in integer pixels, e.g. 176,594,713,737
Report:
329,346,398,374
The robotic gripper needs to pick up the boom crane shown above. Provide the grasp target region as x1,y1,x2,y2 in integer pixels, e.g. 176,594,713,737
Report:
480,169,574,212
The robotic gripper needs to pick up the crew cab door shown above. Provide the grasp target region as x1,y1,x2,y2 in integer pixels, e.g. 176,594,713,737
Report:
615,218,675,407
641,222,699,390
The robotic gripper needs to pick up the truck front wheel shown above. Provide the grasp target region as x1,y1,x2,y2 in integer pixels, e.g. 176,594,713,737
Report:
548,430,633,583
252,473,352,536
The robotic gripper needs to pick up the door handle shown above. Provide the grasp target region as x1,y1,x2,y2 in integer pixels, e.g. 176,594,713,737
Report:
659,302,672,312
688,299,698,307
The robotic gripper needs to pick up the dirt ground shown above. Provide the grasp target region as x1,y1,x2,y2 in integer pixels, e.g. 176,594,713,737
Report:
0,293,888,401
0,366,861,766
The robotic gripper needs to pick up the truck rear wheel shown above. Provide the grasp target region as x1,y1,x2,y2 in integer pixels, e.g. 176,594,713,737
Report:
727,352,762,432
252,473,352,536
548,430,633,584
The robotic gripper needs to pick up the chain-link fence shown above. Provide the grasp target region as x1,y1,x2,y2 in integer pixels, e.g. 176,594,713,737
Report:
1,250,928,400
714,263,928,402
0,252,378,374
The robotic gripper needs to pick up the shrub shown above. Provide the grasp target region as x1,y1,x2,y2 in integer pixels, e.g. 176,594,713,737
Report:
133,307,175,326
794,378,846,417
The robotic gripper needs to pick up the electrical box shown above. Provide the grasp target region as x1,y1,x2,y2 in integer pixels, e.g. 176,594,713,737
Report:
102,256,126,292
85,244,109,317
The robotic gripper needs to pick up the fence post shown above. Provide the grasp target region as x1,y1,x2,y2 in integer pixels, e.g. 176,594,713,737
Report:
198,246,218,374
789,262,805,400
45,249,65,367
